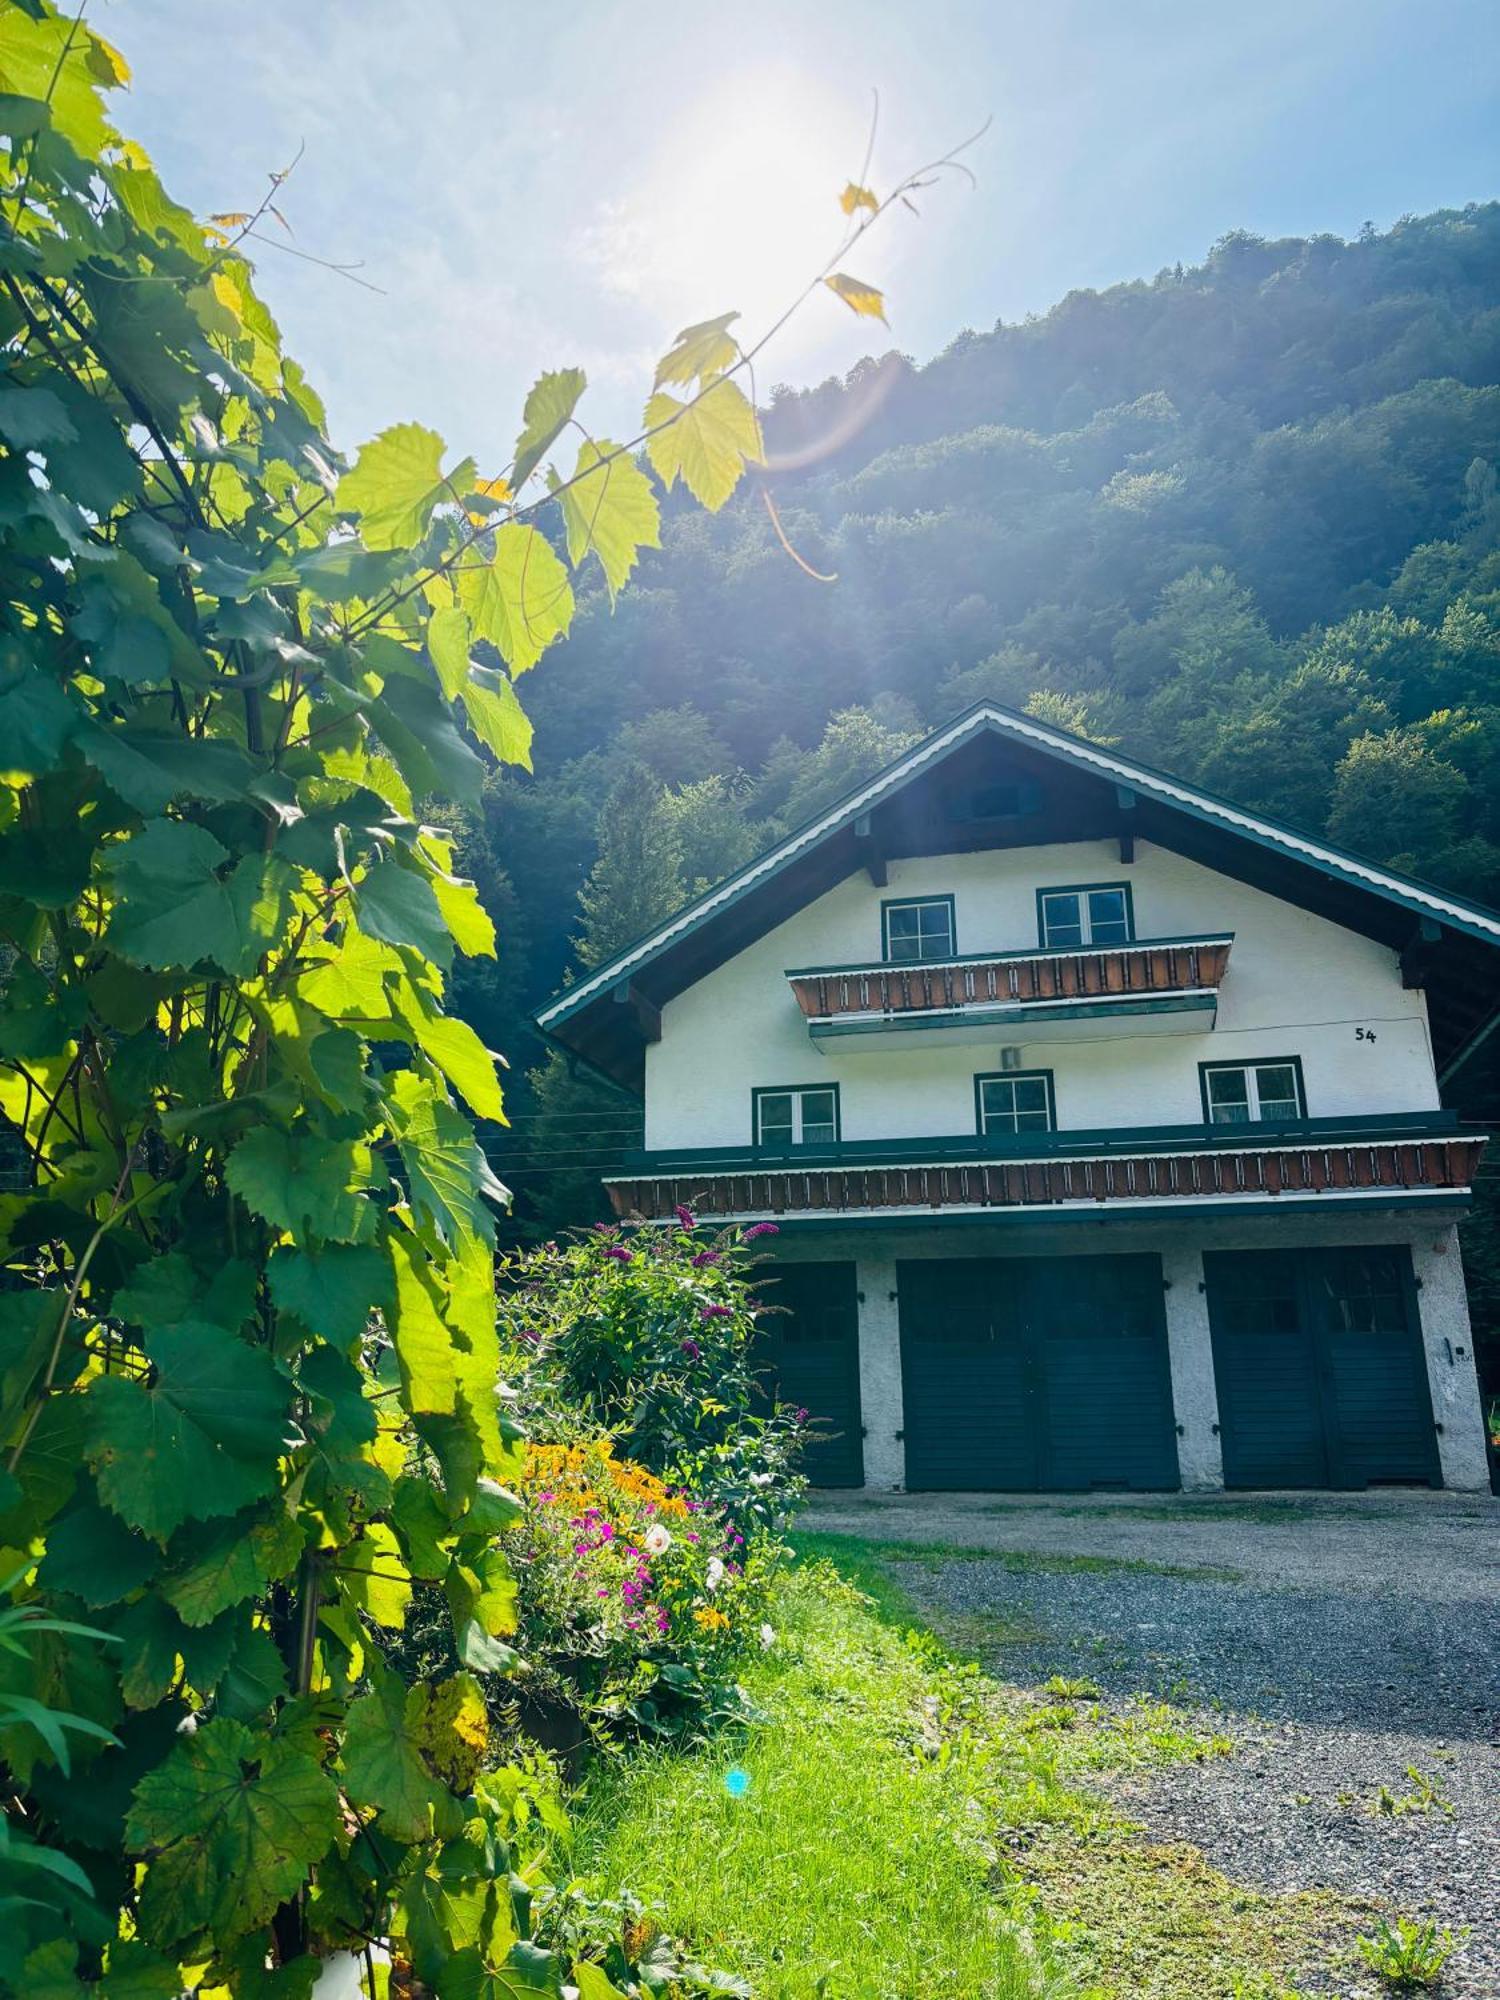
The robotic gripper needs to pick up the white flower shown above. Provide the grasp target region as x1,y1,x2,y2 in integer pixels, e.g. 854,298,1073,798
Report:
749,1471,773,1488
643,1524,672,1557
759,1623,776,1650
175,1712,199,1735
705,1556,726,1591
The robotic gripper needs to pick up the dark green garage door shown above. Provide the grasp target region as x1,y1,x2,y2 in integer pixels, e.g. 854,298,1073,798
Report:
898,1254,1178,1491
757,1262,864,1487
1205,1246,1439,1490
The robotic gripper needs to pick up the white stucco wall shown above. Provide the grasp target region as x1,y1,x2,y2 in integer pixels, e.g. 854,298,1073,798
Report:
643,839,1438,1151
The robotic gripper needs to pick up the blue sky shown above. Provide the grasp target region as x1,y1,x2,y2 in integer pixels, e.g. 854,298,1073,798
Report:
108,0,1499,469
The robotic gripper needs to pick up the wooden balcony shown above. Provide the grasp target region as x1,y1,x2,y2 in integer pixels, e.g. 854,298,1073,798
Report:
785,935,1234,1049
605,1115,1486,1229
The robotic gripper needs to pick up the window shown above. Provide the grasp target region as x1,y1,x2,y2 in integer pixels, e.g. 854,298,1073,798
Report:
1200,1058,1306,1126
882,895,956,963
754,1084,840,1150
975,1070,1056,1137
1037,882,1134,949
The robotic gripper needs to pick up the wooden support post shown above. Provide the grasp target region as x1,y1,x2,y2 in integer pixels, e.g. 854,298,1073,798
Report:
853,811,888,886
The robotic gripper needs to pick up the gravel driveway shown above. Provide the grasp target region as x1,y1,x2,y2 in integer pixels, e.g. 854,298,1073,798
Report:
807,1490,1500,1998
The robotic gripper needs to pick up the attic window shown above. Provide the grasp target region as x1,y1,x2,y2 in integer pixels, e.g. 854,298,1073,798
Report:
947,779,1043,823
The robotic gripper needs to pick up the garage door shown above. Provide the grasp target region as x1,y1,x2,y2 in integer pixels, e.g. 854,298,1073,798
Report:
898,1254,1178,1491
1205,1246,1439,1490
756,1262,864,1487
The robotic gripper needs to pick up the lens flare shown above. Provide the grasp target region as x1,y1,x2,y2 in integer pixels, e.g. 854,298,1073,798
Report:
723,1764,752,1799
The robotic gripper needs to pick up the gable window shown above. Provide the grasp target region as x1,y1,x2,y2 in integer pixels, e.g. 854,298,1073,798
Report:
975,1070,1056,1137
1200,1058,1306,1126
1037,883,1134,949
754,1084,840,1150
882,895,956,963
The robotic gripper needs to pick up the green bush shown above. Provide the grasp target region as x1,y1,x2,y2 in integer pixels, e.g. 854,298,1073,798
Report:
500,1215,807,1540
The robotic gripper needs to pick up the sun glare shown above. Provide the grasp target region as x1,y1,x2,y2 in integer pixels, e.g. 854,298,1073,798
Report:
606,69,883,376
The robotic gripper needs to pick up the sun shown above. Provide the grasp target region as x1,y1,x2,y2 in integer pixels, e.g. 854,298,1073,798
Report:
603,68,880,375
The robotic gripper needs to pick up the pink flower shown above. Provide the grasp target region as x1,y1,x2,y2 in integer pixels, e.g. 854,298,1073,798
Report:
691,1250,720,1268
680,1338,702,1360
675,1204,697,1229
603,1244,632,1263
700,1304,731,1320
743,1222,779,1240
538,1490,555,1505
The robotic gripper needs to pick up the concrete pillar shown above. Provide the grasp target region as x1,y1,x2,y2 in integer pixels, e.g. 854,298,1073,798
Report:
855,1254,905,1488
1160,1245,1225,1490
1410,1226,1490,1491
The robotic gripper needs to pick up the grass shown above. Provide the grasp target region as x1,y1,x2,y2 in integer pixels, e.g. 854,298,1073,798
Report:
572,1533,1363,1999
800,1529,1244,1586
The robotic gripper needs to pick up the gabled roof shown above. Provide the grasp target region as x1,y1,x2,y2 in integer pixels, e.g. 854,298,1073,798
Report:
537,701,1500,1092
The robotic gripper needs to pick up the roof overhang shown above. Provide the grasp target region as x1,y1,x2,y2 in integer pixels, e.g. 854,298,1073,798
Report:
537,702,1500,1092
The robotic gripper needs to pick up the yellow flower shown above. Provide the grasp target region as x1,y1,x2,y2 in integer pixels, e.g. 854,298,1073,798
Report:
693,1606,730,1632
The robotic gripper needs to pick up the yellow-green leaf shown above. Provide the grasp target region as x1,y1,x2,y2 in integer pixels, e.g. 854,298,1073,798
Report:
462,667,533,771
394,985,505,1123
553,440,661,601
825,271,887,323
653,311,740,389
511,369,586,490
643,379,764,514
432,872,497,959
336,423,450,551
839,181,879,218
344,1521,411,1630
426,604,472,701
457,524,573,675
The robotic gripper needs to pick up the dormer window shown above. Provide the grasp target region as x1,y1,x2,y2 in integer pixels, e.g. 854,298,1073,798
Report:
1038,882,1134,949
882,895,956,963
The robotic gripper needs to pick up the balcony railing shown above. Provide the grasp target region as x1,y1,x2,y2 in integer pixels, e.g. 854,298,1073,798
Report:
605,1112,1486,1226
785,934,1233,1045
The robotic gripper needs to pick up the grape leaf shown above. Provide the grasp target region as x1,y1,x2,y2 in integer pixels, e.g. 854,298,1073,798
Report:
824,271,887,323
652,311,740,389
342,1521,411,1630
335,423,451,550
225,1128,378,1245
38,1500,158,1607
355,860,453,969
432,871,498,959
160,1509,303,1627
443,1942,565,2000
215,1624,289,1724
393,984,505,1122
426,603,472,701
84,1323,288,1541
386,1070,503,1246
644,379,763,513
342,1669,452,1844
104,821,294,974
268,1243,389,1347
387,1229,458,1419
553,440,660,602
458,524,574,676
125,1717,338,1950
509,369,585,490
838,181,879,217
371,667,486,808
460,665,533,770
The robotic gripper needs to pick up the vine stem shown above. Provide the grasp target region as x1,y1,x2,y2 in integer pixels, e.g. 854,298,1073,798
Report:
6,1150,145,1476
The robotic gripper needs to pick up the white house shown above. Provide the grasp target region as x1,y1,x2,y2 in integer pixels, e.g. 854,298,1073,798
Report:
537,704,1499,1495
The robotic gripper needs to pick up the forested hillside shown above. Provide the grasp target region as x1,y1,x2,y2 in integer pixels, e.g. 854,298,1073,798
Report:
461,202,1500,1245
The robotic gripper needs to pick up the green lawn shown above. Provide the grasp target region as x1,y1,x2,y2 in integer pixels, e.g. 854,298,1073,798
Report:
571,1534,1362,2000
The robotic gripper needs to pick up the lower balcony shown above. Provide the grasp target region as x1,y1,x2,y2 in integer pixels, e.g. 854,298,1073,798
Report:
605,1113,1487,1228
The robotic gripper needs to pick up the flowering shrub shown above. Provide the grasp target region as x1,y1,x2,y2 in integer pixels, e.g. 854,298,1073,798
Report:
500,1436,776,1743
499,1214,806,1539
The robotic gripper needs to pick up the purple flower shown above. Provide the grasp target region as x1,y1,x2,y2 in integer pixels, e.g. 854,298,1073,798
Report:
603,1244,632,1263
743,1221,780,1240
686,1532,700,1543
675,1204,697,1230
656,1609,670,1634
700,1304,732,1320
680,1338,702,1360
538,1490,555,1505
691,1250,721,1268
593,1221,614,1233
796,1407,809,1424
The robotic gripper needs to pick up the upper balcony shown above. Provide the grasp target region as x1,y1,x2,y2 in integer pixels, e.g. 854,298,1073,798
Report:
785,933,1234,1051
